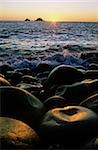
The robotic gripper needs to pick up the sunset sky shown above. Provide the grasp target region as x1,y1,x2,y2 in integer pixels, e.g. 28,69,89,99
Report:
0,0,98,22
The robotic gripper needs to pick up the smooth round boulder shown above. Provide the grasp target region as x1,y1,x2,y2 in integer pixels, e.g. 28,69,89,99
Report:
45,65,84,90
34,63,52,73
44,95,67,111
0,76,11,86
0,86,45,128
0,117,40,149
80,93,98,113
40,106,98,148
55,80,98,105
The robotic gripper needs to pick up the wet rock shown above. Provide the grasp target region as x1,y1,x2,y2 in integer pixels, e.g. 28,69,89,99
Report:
15,68,32,75
80,51,98,60
0,76,11,86
16,82,43,94
55,79,98,105
45,65,84,91
84,136,98,149
88,63,98,70
80,51,98,63
0,64,13,75
34,63,52,74
0,117,40,149
6,70,23,85
0,74,5,78
80,93,98,114
84,70,98,79
40,106,98,148
36,71,49,85
0,86,45,128
63,44,82,51
21,75,37,84
44,95,67,111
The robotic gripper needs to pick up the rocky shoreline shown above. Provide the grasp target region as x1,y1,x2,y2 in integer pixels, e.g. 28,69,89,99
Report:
0,51,98,149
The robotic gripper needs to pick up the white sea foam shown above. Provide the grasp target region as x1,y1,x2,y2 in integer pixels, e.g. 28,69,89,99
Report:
0,21,98,69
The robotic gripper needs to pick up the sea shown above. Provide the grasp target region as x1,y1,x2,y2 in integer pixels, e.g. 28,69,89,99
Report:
0,21,98,69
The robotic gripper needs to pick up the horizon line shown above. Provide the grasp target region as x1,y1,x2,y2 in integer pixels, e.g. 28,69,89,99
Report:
0,19,98,23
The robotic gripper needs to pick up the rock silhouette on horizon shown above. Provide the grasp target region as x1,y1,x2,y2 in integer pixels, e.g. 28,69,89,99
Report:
35,18,44,21
25,18,30,21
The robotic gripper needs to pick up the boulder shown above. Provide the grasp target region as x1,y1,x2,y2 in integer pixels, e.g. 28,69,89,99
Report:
0,117,40,149
45,65,84,91
40,106,98,148
0,86,45,128
44,95,67,111
84,70,98,79
0,76,11,86
55,79,98,105
80,93,98,114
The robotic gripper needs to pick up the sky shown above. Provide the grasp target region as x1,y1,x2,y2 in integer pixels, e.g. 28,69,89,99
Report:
0,0,98,22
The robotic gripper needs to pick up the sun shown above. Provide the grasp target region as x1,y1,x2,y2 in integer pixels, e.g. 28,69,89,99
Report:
51,19,56,22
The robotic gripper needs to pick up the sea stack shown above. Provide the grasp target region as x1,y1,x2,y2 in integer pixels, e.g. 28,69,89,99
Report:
35,18,44,21
25,18,30,21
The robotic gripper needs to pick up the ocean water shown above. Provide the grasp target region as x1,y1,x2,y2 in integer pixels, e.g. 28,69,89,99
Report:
0,21,98,69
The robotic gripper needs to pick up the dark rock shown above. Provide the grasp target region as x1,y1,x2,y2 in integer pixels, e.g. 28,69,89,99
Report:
35,18,44,21
40,106,98,148
0,74,5,78
0,117,40,149
6,70,23,85
16,83,43,95
21,75,37,84
80,51,98,63
80,93,98,114
44,95,67,111
0,86,45,128
25,18,30,21
80,51,98,60
84,70,98,79
63,44,82,51
0,64,13,75
0,76,11,86
88,63,98,70
34,63,52,74
15,68,32,75
55,79,98,105
84,136,98,149
36,71,49,85
45,65,84,91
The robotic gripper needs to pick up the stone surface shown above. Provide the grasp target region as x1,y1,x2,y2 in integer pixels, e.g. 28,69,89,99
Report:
0,117,40,149
44,95,67,111
55,80,98,105
0,86,45,128
84,70,98,79
0,76,11,86
80,93,98,114
45,65,84,90
84,136,98,149
40,106,98,148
